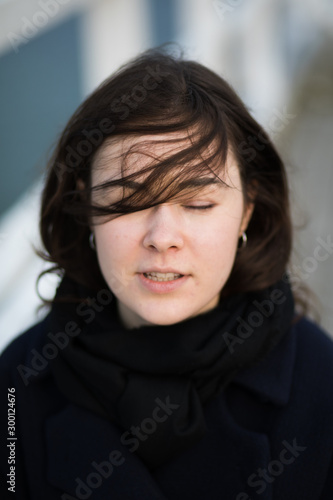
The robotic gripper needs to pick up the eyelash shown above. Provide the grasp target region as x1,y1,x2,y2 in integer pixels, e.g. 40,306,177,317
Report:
184,204,215,211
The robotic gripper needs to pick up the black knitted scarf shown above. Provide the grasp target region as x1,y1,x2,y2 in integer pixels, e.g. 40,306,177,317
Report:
49,276,294,468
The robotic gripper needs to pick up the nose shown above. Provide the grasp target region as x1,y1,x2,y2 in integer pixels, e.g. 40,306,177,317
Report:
142,204,184,252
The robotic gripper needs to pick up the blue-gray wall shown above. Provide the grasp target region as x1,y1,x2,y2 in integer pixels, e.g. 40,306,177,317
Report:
0,15,82,215
148,0,177,47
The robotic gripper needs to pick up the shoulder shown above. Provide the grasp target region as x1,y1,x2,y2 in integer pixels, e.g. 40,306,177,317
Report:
292,316,333,379
233,315,333,412
293,314,333,345
0,317,49,366
0,316,51,389
285,318,333,493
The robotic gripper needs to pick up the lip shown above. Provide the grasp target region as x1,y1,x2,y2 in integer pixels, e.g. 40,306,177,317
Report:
137,272,189,294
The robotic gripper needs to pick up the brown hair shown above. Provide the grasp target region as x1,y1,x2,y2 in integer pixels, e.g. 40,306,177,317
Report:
38,47,292,299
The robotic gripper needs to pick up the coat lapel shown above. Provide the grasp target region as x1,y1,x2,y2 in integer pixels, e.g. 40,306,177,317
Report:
45,404,168,499
152,395,275,499
233,323,296,406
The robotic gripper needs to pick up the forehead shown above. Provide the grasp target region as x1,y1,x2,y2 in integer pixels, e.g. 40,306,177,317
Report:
93,133,193,173
91,132,240,188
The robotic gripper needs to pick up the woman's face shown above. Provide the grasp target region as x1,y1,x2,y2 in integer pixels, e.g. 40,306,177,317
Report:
91,135,253,328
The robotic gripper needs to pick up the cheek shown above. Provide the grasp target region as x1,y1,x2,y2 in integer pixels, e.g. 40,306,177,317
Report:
96,218,137,255
196,211,242,250
94,213,146,285
94,226,139,295
193,214,242,277
94,225,131,275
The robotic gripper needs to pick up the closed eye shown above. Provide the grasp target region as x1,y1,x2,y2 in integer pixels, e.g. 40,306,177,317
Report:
184,204,215,210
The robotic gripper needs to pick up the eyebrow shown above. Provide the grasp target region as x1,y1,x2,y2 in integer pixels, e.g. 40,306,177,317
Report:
112,177,224,190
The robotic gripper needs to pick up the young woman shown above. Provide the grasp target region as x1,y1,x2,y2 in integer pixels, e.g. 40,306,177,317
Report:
1,48,333,500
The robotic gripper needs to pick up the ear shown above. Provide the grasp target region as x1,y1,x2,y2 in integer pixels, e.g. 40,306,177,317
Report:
239,179,257,236
239,200,255,236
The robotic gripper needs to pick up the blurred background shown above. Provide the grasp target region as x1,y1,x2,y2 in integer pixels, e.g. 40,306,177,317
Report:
0,0,332,352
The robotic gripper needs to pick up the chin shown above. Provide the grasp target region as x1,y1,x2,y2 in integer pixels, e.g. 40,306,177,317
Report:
139,304,197,327
146,316,188,326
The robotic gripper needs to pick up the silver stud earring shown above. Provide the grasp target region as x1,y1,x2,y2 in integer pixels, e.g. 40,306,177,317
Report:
239,231,247,249
89,232,96,250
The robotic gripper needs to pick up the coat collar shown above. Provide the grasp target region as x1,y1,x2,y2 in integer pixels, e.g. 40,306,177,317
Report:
232,324,297,406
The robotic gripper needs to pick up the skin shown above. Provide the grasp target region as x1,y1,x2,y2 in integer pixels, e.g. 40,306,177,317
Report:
90,134,254,329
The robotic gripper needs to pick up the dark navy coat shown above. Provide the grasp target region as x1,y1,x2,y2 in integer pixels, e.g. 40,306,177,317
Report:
1,315,333,499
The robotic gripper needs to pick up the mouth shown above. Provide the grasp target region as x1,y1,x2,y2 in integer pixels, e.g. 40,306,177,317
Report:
143,271,184,282
138,271,189,293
